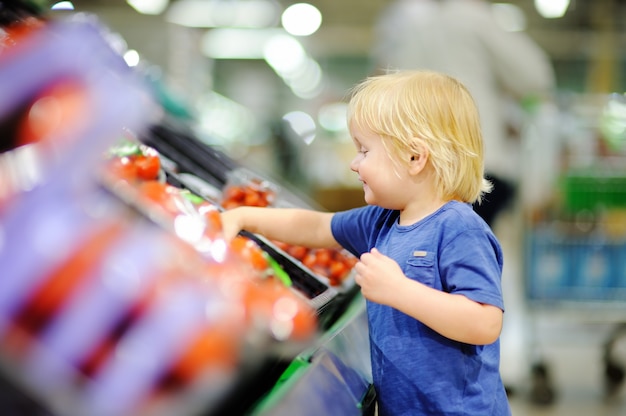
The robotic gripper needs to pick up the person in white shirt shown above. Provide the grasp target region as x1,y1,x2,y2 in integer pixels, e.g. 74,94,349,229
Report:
371,0,557,396
371,0,556,226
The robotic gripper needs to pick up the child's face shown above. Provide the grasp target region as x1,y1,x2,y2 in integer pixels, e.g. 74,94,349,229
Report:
349,124,412,209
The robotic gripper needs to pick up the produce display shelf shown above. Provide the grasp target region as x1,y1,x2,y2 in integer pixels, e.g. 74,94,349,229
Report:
251,293,375,416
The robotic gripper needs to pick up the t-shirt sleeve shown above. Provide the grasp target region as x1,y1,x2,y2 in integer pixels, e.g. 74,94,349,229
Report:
439,229,505,311
330,206,380,258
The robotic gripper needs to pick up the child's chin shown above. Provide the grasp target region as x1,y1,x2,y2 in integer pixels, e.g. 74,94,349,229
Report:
363,193,375,205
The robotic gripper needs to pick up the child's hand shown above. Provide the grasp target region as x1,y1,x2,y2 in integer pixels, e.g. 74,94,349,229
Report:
354,248,406,305
219,208,244,241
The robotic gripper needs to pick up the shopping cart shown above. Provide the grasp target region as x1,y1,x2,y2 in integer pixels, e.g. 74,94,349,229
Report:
521,94,626,404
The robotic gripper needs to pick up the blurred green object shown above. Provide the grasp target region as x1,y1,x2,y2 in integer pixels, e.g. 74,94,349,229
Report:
600,93,626,152
266,255,293,287
0,0,49,24
149,77,194,120
142,68,194,120
27,0,49,11
14,0,48,13
562,170,626,213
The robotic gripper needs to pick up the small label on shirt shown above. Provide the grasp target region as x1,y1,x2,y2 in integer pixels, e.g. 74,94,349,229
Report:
413,250,427,257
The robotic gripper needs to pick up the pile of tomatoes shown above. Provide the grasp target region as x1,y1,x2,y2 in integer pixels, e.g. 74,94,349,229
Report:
273,242,357,287
220,171,357,287
221,175,277,209
100,142,319,343
104,139,162,183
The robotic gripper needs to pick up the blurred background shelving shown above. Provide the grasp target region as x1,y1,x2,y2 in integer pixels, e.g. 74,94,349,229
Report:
49,0,626,204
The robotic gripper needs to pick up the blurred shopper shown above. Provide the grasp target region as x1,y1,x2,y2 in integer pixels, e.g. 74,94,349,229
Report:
371,0,557,397
371,0,555,227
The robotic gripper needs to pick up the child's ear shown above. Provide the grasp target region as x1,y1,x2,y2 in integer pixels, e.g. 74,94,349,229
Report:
408,143,428,174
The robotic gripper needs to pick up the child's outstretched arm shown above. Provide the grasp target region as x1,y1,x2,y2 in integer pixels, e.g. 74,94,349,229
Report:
220,206,340,249
355,248,503,346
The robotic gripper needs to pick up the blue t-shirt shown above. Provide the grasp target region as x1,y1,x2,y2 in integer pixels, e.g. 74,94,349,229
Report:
331,201,511,416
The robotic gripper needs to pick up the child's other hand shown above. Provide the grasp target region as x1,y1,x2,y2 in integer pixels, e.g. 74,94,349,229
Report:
354,248,405,305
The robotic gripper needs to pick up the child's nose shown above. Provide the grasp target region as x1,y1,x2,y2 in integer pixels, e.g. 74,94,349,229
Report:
349,155,360,172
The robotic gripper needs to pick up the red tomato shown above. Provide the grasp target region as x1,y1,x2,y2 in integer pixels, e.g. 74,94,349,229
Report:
197,202,223,238
243,191,262,207
106,156,138,182
138,181,182,216
222,186,246,206
230,235,269,272
221,200,240,210
329,261,348,283
222,180,276,209
17,80,90,148
134,154,160,181
12,221,124,338
242,279,317,342
314,249,332,268
272,241,289,251
286,245,308,260
1,17,46,48
80,338,116,378
302,252,317,270
342,254,358,269
167,324,240,386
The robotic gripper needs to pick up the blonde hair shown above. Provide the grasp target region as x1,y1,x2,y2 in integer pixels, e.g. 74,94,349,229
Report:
347,70,492,204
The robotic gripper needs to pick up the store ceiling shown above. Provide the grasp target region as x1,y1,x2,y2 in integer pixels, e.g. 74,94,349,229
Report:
58,0,626,119
64,0,626,60
65,0,621,31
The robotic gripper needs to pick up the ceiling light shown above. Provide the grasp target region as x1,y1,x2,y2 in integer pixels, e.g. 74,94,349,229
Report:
127,0,169,15
282,111,316,144
123,50,140,67
534,0,570,18
264,34,306,73
51,1,74,10
318,102,348,133
202,28,284,59
281,3,322,36
166,0,280,28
